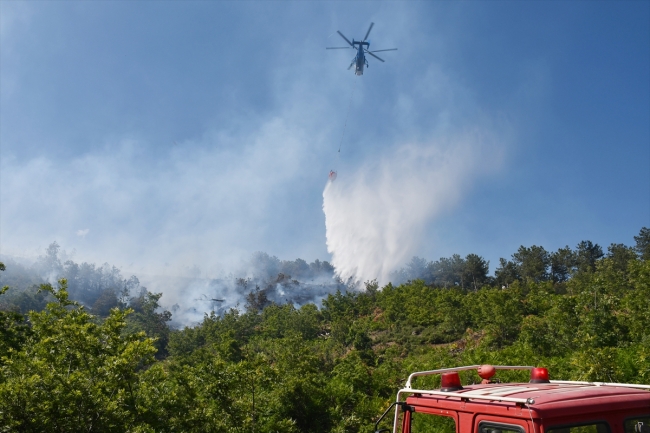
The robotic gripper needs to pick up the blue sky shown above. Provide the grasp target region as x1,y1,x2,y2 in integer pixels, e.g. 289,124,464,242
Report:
1,1,648,282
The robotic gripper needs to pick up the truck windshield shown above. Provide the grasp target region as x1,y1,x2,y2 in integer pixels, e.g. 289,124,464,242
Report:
547,422,610,433
625,416,650,433
478,421,524,433
411,412,456,433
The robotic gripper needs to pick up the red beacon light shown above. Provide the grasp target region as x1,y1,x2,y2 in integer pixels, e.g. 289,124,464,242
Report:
440,372,463,392
477,364,496,384
530,367,550,383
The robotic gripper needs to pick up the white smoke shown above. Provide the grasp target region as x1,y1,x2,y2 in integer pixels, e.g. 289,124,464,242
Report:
323,126,507,285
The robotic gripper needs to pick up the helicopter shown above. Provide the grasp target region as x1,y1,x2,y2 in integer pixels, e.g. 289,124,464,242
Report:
326,22,397,75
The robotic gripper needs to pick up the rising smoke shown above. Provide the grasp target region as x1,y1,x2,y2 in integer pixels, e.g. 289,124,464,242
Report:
0,245,345,327
139,252,344,326
323,127,507,285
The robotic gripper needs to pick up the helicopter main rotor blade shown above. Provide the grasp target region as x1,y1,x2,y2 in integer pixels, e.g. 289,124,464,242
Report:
348,60,356,70
337,31,354,47
326,47,352,49
363,22,374,42
365,50,385,62
370,48,398,53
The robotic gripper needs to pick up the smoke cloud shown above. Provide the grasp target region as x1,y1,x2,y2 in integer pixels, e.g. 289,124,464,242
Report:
323,127,507,285
143,270,343,327
0,245,345,327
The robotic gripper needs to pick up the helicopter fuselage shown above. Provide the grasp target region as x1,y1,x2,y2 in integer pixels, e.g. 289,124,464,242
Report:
326,23,395,75
354,40,369,75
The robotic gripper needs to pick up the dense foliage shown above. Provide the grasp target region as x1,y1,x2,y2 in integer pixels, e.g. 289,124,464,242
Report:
1,228,649,432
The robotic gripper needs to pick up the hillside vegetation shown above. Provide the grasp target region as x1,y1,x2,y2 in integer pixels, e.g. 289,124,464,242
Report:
0,228,649,432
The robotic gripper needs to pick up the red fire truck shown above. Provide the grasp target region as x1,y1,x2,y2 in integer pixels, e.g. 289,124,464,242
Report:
374,365,650,433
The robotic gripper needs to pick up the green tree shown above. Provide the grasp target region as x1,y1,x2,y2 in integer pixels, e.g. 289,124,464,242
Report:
620,258,650,343
494,257,519,287
512,245,550,283
550,246,575,283
0,279,158,432
126,291,172,359
463,254,490,291
402,256,429,282
0,263,32,363
326,351,374,433
92,288,119,317
634,227,650,260
606,243,637,274
575,240,604,274
429,255,466,288
466,286,524,347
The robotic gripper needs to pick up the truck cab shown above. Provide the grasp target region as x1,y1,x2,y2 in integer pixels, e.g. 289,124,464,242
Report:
375,365,650,433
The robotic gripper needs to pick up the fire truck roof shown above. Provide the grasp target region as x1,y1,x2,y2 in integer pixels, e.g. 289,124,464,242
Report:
398,365,650,419
405,381,650,418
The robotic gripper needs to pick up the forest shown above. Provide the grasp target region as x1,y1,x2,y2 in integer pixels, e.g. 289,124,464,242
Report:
0,227,649,432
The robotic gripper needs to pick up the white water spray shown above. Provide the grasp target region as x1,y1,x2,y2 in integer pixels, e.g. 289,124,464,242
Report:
323,128,506,286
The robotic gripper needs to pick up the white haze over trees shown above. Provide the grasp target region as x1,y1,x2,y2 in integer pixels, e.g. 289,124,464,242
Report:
0,244,345,326
3,229,648,326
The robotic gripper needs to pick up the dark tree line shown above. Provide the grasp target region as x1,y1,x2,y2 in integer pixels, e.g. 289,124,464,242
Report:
392,254,490,290
391,228,650,291
0,241,145,315
248,251,335,282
